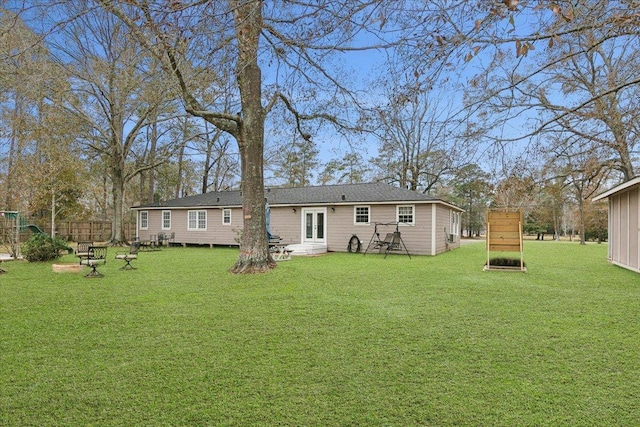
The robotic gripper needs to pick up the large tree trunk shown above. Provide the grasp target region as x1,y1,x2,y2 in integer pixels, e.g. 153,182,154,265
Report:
175,116,189,198
202,121,213,194
146,113,158,202
111,160,125,244
229,0,275,273
112,182,124,244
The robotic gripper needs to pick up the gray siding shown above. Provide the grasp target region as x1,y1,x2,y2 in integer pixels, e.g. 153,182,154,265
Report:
138,208,242,246
610,185,640,272
322,203,457,256
137,202,462,255
269,207,301,245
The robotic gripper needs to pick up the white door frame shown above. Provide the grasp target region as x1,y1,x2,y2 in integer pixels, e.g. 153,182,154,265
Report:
301,207,327,244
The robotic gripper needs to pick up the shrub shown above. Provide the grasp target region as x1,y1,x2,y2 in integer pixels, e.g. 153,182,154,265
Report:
22,233,69,262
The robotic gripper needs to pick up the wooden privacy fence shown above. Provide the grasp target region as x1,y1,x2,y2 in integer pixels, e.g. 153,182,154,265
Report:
484,209,526,272
41,221,136,242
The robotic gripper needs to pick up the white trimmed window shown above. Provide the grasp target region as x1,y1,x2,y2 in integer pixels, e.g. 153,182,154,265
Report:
222,209,232,225
140,211,148,230
188,210,207,230
354,206,370,225
397,205,415,225
162,210,171,230
450,211,460,235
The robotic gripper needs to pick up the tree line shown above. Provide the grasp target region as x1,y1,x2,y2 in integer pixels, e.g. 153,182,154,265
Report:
1,1,637,272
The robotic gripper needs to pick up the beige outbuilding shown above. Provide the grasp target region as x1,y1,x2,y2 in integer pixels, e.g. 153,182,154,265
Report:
593,176,640,273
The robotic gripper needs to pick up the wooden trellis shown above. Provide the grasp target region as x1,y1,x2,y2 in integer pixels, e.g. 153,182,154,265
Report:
484,209,526,272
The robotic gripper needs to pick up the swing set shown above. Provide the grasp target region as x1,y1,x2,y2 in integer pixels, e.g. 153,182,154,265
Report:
363,222,411,258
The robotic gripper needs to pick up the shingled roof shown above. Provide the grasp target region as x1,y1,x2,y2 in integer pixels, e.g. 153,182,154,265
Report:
133,182,462,210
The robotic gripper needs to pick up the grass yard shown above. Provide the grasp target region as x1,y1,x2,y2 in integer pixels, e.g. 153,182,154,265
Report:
1,241,639,426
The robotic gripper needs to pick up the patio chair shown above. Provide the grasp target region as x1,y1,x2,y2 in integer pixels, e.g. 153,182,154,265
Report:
75,241,93,264
378,233,394,254
383,232,411,259
115,242,140,270
80,245,108,277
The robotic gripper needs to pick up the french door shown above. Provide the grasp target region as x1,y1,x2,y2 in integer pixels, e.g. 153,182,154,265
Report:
302,208,326,244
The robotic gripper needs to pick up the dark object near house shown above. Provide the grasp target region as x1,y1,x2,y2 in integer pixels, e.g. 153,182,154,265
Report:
347,235,361,253
486,257,526,269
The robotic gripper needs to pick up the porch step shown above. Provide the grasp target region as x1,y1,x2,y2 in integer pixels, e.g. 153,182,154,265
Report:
284,243,328,256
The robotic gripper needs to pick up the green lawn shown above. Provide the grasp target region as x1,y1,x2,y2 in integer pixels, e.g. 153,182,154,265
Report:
1,241,639,426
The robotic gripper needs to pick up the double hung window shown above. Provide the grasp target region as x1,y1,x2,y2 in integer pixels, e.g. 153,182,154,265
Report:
188,210,207,230
354,206,370,225
140,211,148,230
397,205,415,225
162,211,171,230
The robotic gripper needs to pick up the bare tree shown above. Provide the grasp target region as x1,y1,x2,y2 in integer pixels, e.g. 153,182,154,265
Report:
368,63,478,194
198,121,239,193
48,5,180,243
473,9,640,181
96,0,412,273
539,33,638,180
425,1,640,180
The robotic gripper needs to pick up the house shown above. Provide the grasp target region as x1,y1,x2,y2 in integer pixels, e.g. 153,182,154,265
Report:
593,176,640,273
132,182,463,256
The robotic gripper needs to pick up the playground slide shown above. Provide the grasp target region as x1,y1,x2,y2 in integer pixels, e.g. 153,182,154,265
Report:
26,224,74,254
26,224,46,235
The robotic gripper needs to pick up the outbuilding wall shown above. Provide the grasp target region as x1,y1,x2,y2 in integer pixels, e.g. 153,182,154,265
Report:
609,185,640,272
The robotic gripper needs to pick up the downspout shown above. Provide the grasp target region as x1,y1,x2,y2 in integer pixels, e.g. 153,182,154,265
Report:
431,204,437,256
135,210,139,242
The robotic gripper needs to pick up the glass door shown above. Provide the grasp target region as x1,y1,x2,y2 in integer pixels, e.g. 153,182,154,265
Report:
302,208,326,243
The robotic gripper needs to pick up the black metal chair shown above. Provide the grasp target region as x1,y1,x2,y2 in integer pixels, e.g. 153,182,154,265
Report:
75,241,93,264
115,242,140,270
80,246,108,277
